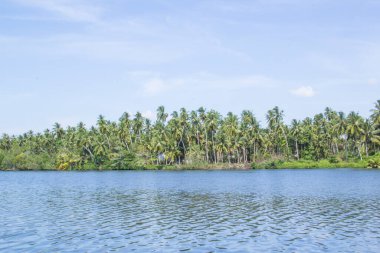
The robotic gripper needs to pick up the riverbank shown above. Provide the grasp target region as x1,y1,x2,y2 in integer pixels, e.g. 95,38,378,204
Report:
1,157,379,171
0,163,250,171
252,159,369,169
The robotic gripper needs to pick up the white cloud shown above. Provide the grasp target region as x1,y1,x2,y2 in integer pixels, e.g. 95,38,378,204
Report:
368,78,378,86
7,0,254,65
137,72,277,97
143,79,167,96
291,86,316,97
141,75,186,96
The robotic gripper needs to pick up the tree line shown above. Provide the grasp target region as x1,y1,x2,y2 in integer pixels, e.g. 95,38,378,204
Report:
1,101,380,170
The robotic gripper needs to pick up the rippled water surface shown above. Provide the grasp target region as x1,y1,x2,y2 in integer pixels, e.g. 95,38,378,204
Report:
1,169,380,252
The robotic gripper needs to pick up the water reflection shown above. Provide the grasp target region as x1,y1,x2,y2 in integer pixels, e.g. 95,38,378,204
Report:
0,170,380,252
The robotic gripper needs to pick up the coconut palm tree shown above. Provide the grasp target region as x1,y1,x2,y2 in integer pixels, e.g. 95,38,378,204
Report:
266,106,289,157
346,112,364,160
2,100,380,170
290,119,302,160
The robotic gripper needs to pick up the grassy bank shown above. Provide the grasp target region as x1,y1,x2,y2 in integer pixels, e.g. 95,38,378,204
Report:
252,159,367,169
2,158,380,171
251,154,380,169
1,151,380,171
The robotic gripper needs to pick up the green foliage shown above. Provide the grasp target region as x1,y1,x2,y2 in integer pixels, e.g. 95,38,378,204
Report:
55,152,81,170
328,156,340,164
367,153,380,168
185,146,206,164
0,152,4,168
252,159,284,169
253,158,368,169
1,101,380,170
109,150,141,170
0,149,54,170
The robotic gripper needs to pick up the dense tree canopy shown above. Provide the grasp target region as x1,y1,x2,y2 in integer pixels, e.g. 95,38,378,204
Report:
1,101,380,170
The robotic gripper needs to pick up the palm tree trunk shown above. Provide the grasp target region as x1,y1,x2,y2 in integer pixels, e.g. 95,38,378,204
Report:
357,145,362,160
212,132,216,164
123,140,130,151
345,141,348,161
84,146,95,164
205,129,209,163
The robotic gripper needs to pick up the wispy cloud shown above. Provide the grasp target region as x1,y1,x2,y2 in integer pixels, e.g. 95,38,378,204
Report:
143,79,167,96
11,0,102,23
291,86,316,97
143,77,185,96
136,72,277,97
0,14,63,21
368,78,378,86
7,0,254,65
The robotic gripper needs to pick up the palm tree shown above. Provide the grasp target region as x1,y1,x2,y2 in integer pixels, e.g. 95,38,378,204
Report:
223,112,239,163
206,110,219,163
346,112,364,160
133,112,144,144
53,122,65,140
157,106,168,124
290,119,302,160
361,119,374,157
118,112,132,151
198,107,208,162
2,100,380,170
371,100,380,124
266,106,289,157
179,108,189,160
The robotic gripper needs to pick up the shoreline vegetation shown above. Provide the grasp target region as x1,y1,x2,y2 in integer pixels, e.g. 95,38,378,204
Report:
1,101,380,171
0,159,377,171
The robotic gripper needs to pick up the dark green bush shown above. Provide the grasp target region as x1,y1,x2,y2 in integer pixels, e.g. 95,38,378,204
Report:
367,154,380,168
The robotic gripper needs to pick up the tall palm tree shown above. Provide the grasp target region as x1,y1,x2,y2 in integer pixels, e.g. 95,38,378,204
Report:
266,106,289,157
371,100,380,124
290,119,302,160
346,112,364,160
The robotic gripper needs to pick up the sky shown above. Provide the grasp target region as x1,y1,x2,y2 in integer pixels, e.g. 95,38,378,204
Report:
1,0,380,134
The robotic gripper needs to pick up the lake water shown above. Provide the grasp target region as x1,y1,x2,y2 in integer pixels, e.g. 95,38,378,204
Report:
1,169,380,252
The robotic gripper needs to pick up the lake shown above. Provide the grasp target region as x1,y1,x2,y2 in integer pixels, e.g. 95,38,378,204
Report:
1,169,380,252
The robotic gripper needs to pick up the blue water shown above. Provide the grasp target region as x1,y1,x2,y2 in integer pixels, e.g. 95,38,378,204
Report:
1,169,380,252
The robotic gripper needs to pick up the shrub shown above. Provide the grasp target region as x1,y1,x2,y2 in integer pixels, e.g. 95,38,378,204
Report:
56,152,81,170
185,146,206,164
253,159,284,169
368,158,380,168
109,151,142,170
328,156,340,164
0,152,4,168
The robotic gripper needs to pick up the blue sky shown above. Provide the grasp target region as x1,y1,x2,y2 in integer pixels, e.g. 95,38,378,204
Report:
1,0,380,134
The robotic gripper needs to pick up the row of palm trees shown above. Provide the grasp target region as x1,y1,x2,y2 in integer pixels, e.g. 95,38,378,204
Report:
1,101,380,169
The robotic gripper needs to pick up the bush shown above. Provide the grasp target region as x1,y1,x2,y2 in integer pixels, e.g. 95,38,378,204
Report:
367,154,380,168
0,150,54,170
56,152,81,170
328,156,340,164
185,146,206,164
368,159,380,168
109,151,142,170
0,152,4,168
252,159,284,169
